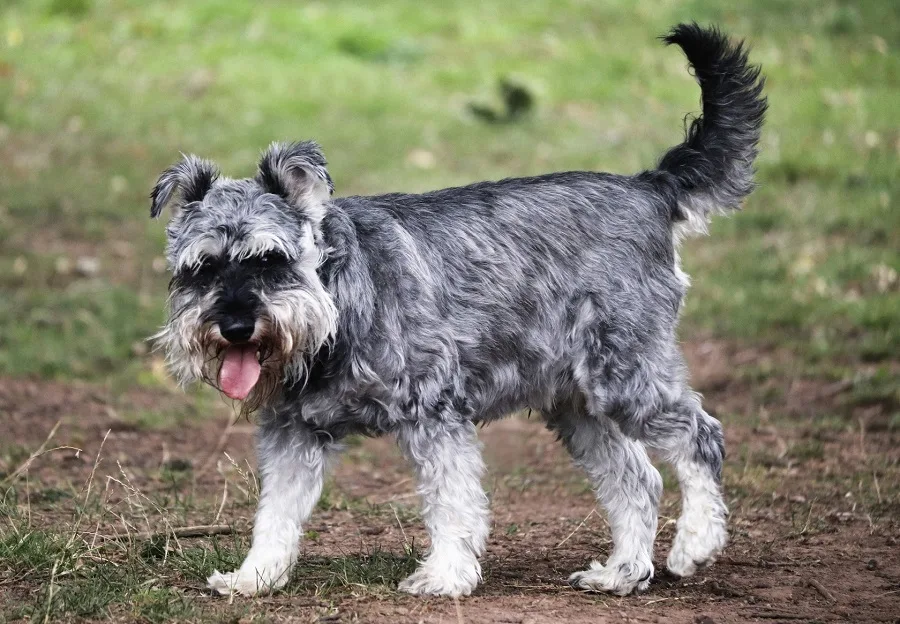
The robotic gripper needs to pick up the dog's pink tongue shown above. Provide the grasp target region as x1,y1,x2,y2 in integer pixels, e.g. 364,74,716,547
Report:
219,345,261,400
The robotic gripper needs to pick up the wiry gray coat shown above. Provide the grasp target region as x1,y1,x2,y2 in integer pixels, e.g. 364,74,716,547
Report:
150,23,766,598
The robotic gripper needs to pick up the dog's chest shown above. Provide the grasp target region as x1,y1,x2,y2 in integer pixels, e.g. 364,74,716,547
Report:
279,389,401,439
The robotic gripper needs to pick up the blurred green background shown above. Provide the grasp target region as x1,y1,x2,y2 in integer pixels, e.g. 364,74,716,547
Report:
1,0,897,417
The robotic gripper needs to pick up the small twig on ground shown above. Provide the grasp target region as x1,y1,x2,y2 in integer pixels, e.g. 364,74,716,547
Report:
721,557,822,567
750,612,807,620
126,524,236,541
554,508,596,549
808,579,835,602
764,558,821,567
644,597,679,606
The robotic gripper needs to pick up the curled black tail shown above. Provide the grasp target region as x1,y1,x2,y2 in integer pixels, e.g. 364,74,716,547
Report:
658,23,767,232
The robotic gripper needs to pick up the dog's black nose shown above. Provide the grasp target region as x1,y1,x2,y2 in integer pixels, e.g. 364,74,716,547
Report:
220,317,255,343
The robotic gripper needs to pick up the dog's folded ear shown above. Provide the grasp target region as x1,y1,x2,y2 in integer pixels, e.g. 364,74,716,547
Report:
256,141,334,223
150,155,220,219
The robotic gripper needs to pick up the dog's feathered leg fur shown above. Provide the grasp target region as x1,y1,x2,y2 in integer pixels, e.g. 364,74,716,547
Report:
547,400,662,595
396,421,489,597
208,420,336,595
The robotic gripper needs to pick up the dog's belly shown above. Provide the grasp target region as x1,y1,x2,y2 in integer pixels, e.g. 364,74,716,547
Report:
277,357,574,438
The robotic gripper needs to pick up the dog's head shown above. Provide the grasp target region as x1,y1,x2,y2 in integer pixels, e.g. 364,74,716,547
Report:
149,141,337,411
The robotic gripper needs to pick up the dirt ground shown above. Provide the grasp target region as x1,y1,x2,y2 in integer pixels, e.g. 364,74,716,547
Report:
1,340,898,623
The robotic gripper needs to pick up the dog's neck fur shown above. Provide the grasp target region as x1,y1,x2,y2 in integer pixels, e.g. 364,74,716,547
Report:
281,201,375,402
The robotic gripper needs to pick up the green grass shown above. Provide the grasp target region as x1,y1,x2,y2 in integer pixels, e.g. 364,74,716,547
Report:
0,536,418,622
1,0,897,391
287,550,420,598
0,474,420,622
0,523,244,622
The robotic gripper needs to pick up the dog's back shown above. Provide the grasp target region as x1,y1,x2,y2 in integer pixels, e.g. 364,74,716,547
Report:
317,23,766,425
325,171,678,422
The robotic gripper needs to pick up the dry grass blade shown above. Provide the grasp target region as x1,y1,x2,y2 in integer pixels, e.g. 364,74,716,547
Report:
554,508,596,549
2,421,82,485
454,596,465,624
196,411,241,478
390,504,410,550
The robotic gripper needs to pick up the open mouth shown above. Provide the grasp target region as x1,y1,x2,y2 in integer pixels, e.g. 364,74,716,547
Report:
218,343,263,400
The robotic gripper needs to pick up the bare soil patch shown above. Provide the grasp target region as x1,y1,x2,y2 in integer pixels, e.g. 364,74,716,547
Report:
1,341,898,623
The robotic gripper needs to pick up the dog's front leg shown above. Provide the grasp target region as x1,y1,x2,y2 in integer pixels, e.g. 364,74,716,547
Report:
397,420,489,597
208,422,333,596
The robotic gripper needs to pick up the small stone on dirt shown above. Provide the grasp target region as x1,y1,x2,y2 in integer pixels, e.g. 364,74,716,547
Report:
75,256,100,277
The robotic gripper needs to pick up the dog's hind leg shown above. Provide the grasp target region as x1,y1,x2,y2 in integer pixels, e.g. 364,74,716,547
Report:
602,382,728,579
396,420,489,597
208,420,335,596
651,392,728,579
547,399,662,595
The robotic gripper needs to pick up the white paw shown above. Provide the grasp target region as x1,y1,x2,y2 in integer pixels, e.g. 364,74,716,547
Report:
666,501,728,577
398,558,481,597
568,559,653,596
207,565,290,596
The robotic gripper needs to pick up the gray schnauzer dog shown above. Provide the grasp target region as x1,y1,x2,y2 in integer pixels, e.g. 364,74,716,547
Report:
150,23,765,598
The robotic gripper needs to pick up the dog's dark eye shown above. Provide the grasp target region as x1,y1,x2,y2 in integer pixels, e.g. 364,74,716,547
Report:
194,256,217,276
259,251,288,266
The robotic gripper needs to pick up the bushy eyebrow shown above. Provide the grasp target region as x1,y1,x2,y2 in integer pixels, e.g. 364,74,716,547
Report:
171,217,316,274
175,235,225,271
227,233,294,262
